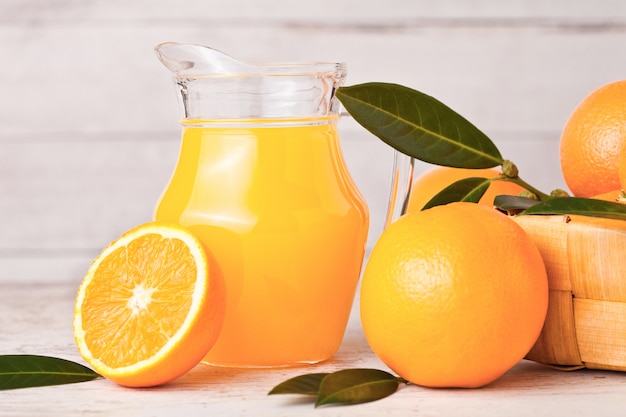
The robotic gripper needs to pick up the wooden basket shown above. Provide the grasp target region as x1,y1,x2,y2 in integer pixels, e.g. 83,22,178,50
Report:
514,214,626,371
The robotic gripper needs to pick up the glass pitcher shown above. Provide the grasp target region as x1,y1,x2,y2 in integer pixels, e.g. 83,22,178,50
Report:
153,43,369,367
386,151,416,227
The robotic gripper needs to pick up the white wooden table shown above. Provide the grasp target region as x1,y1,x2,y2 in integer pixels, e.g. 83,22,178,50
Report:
2,283,626,416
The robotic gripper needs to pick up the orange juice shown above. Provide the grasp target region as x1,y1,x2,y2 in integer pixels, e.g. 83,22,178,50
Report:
154,118,369,367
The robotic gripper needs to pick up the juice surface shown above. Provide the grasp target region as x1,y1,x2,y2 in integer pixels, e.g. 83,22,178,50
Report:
154,119,369,367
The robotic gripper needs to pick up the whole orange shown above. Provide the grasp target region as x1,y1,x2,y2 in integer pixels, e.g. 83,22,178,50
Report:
406,166,524,213
560,80,626,197
360,203,548,388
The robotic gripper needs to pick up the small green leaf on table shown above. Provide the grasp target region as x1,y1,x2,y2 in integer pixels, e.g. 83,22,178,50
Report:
0,354,101,390
315,368,402,407
269,368,406,407
268,373,328,396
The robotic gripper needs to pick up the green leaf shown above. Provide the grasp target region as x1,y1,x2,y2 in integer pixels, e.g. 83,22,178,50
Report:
268,373,328,396
0,355,101,390
520,197,626,220
422,177,492,210
494,195,540,211
336,82,503,168
315,368,401,407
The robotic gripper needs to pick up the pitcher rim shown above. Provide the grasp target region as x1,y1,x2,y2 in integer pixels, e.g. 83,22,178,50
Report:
155,42,347,78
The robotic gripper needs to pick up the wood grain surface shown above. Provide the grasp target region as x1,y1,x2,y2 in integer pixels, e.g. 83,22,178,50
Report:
2,283,626,416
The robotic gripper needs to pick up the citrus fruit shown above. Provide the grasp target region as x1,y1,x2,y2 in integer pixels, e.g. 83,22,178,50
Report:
559,80,626,197
360,202,548,388
406,166,524,213
619,141,626,192
592,189,626,203
73,222,225,387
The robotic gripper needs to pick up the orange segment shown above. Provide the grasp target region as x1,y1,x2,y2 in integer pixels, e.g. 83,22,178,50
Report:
73,222,225,387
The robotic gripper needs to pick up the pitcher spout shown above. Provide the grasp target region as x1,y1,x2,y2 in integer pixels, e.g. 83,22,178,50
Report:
155,42,250,76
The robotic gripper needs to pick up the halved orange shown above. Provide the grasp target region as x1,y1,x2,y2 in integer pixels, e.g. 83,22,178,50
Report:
73,222,225,387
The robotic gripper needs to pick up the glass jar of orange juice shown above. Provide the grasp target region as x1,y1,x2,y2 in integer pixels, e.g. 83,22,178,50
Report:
153,43,369,367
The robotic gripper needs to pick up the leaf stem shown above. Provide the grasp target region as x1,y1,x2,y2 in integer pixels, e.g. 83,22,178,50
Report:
502,175,551,201
498,159,551,201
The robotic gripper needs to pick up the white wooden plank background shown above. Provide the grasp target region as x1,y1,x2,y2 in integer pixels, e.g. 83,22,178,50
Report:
2,0,626,282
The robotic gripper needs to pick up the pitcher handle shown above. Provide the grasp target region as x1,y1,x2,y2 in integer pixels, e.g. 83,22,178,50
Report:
385,150,415,228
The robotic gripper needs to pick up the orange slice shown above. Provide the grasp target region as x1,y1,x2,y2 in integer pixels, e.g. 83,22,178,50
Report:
73,222,225,387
